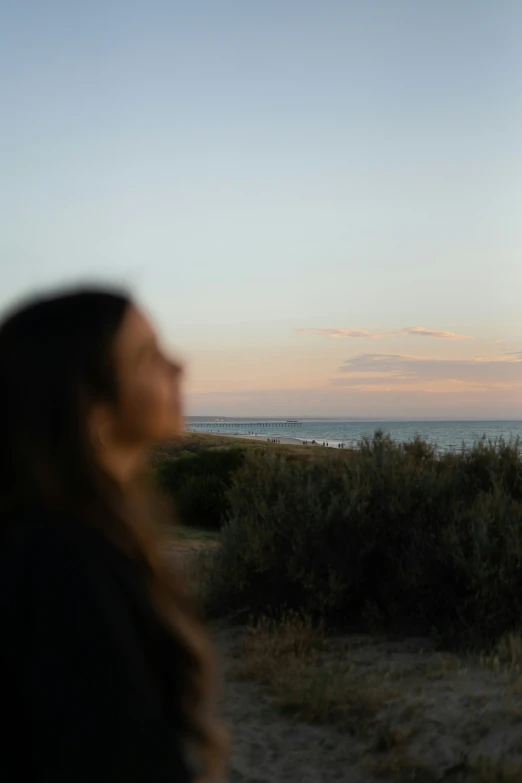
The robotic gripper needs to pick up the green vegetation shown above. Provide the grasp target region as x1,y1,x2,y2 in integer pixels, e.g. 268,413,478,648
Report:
160,434,522,780
156,445,246,530
165,524,221,543
151,431,334,463
236,612,386,729
199,432,522,648
153,432,330,530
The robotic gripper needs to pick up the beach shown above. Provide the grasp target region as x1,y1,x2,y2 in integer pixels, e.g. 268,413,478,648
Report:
186,420,522,453
186,431,344,449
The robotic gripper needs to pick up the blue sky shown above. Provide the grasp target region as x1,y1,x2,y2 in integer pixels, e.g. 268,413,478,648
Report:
2,1,521,417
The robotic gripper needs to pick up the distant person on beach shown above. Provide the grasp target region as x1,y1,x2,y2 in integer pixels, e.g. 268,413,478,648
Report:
0,288,228,783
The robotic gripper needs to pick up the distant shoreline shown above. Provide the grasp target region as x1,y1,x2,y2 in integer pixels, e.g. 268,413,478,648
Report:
187,417,522,423
185,430,340,449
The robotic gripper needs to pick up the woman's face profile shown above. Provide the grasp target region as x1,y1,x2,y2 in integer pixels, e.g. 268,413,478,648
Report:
110,304,184,447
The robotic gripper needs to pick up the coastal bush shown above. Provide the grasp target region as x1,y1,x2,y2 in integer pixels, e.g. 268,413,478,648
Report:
156,447,246,530
205,434,522,647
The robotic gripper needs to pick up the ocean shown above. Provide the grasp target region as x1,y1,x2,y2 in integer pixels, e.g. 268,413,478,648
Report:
186,419,522,452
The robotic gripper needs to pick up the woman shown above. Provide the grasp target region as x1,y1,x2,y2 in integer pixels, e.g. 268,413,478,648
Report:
0,288,228,782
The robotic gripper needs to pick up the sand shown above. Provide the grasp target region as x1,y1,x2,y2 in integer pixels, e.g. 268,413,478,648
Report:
216,622,372,783
214,622,522,782
169,546,522,782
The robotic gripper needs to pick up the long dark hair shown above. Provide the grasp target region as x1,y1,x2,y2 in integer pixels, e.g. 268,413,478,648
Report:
0,287,228,778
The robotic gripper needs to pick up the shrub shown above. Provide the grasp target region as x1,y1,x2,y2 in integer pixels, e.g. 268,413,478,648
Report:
156,447,246,530
205,434,522,647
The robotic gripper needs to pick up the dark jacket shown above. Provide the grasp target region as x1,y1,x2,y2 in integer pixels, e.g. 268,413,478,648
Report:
0,512,194,782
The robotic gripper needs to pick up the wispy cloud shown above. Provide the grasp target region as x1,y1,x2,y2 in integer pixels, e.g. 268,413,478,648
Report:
186,352,522,417
295,328,384,339
296,326,473,341
397,327,472,340
333,353,522,388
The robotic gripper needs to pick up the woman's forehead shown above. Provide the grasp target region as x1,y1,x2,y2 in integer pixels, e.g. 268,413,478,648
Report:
116,306,157,357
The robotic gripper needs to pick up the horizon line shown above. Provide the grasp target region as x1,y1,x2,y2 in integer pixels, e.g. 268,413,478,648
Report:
186,416,522,423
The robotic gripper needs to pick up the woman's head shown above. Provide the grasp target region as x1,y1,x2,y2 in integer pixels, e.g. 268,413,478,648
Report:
0,287,183,509
96,296,184,454
0,286,228,779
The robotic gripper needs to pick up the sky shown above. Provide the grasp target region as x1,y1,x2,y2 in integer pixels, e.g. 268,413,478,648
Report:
1,0,521,418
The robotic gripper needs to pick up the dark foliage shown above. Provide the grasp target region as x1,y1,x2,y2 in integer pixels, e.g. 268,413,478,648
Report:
205,433,522,647
156,447,246,530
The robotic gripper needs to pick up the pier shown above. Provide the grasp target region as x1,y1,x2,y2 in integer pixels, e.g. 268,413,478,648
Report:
187,421,302,429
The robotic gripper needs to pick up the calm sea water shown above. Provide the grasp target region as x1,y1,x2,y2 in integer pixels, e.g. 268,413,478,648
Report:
187,420,522,452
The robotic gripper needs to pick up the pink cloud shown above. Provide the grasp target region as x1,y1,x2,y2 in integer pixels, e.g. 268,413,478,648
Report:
397,327,472,340
295,328,384,339
297,326,474,341
334,353,522,388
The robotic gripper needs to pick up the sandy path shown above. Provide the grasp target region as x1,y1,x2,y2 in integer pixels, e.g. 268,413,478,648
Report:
214,622,377,783
169,544,522,782
169,544,373,781
213,622,522,782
